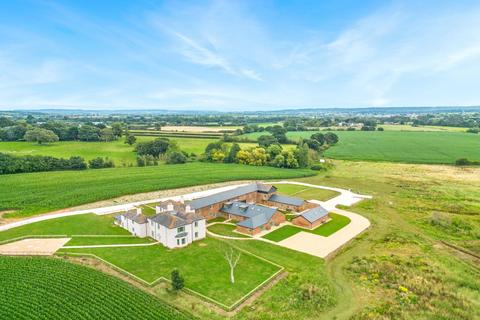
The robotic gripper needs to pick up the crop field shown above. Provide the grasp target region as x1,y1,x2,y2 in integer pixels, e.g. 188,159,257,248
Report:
0,163,314,217
0,256,191,320
60,237,281,307
241,131,480,164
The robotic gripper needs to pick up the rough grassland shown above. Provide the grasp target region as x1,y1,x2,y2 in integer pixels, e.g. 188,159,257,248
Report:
0,163,314,217
242,131,480,164
60,237,280,307
0,256,191,320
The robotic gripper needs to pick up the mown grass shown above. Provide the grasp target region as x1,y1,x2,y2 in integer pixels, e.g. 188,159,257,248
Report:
207,223,251,238
0,163,315,217
261,213,351,242
65,236,154,246
0,214,128,243
275,184,339,201
241,131,480,164
59,237,280,307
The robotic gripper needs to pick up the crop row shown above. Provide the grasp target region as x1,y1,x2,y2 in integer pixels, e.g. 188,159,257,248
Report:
0,256,191,320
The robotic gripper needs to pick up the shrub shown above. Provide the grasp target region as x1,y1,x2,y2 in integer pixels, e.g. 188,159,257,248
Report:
166,151,187,164
0,153,87,174
455,158,480,166
88,157,115,169
171,269,184,291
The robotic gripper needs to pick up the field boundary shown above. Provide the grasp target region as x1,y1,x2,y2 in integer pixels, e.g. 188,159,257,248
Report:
0,234,68,245
59,241,285,311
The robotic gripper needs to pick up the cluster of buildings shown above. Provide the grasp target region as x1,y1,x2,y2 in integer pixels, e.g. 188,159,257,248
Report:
115,183,329,249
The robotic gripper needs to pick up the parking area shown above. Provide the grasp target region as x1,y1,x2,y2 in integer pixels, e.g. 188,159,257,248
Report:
0,238,71,255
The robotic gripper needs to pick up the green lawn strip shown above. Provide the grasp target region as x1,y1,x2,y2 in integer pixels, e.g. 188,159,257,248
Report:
65,236,155,246
262,225,303,242
275,184,340,201
0,256,192,320
207,217,226,223
208,223,251,238
0,214,128,243
0,162,315,218
262,213,351,242
59,237,281,307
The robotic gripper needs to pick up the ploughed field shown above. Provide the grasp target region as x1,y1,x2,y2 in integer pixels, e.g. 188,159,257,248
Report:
241,131,480,164
0,256,191,320
0,163,314,217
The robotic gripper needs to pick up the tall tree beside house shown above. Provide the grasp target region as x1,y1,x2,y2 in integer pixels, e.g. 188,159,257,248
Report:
24,128,59,144
171,269,184,291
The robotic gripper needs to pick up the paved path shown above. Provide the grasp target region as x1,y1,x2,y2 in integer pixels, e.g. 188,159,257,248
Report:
0,238,71,256
62,242,160,249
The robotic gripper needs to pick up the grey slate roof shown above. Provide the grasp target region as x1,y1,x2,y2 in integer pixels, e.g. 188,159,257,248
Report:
148,211,204,229
188,183,273,209
221,201,278,229
268,194,305,207
299,205,329,223
121,209,148,224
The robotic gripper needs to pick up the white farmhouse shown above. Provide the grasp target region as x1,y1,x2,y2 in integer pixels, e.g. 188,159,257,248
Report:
114,201,206,249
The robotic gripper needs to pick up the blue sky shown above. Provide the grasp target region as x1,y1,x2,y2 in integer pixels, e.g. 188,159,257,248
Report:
1,0,480,110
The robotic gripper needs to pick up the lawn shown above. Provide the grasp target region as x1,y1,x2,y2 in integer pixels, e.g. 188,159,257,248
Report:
0,214,129,243
64,236,154,246
274,184,339,201
207,223,251,238
0,256,191,320
207,216,227,223
0,162,315,217
59,237,281,308
262,213,351,242
241,131,480,164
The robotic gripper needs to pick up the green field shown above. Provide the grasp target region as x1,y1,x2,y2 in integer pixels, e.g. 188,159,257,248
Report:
60,237,280,307
241,131,480,164
0,256,191,320
207,223,251,238
0,163,314,217
275,184,339,201
261,213,351,242
0,138,258,165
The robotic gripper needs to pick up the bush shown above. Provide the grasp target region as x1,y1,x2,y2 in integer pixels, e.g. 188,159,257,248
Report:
455,158,480,166
466,127,479,134
171,269,184,291
166,151,187,164
88,157,115,169
310,164,326,171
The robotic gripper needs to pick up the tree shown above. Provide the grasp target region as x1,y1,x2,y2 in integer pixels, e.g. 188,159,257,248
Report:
324,132,339,145
100,128,115,142
166,151,187,164
0,125,27,141
111,122,123,138
88,157,115,169
0,117,15,128
171,269,184,291
135,138,170,158
24,128,59,144
258,135,278,148
303,139,321,151
294,142,310,168
124,133,137,145
78,125,101,141
266,144,282,159
224,247,241,284
268,125,288,143
211,150,225,162
310,133,325,145
225,143,241,163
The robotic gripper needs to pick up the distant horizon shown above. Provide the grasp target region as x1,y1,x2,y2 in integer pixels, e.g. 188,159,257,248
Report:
1,0,480,110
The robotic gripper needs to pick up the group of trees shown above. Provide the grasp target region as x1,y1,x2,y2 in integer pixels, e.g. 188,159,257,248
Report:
0,153,118,175
0,153,87,174
135,138,187,165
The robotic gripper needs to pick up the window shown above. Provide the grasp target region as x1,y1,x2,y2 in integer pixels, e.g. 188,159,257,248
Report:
177,239,180,245
177,226,185,233
194,221,198,227
194,232,198,238
181,238,186,245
